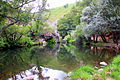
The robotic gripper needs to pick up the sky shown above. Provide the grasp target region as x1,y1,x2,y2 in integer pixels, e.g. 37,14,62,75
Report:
47,0,80,9
29,0,81,12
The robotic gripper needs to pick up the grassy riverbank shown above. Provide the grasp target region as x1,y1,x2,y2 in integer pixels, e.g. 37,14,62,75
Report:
71,55,120,80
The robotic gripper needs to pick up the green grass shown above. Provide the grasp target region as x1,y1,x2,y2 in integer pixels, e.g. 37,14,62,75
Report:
71,55,120,80
71,65,95,80
100,55,120,79
47,4,75,22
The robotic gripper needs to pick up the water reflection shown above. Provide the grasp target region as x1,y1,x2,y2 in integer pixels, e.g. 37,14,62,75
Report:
7,66,67,80
0,44,118,80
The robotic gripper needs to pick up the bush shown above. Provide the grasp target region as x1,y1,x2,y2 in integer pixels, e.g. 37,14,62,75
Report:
0,38,6,47
47,38,56,47
18,36,34,46
57,4,84,39
64,35,75,43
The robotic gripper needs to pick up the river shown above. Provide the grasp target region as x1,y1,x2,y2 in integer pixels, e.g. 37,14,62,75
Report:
0,44,118,80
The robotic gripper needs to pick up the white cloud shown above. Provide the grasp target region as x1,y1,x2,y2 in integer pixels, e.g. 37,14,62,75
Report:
47,0,79,9
30,0,81,12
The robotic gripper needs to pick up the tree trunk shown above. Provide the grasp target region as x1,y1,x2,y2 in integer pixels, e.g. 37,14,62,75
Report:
100,34,107,43
95,35,98,43
112,32,118,45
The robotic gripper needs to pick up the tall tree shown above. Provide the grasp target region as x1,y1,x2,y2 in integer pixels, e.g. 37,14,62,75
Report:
0,0,47,34
0,0,48,47
80,0,120,43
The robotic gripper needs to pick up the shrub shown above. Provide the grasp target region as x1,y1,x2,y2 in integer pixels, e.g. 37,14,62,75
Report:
18,36,34,46
64,35,75,43
0,38,6,47
47,38,56,47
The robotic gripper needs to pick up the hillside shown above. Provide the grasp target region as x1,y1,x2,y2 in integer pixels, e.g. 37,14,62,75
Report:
47,4,75,27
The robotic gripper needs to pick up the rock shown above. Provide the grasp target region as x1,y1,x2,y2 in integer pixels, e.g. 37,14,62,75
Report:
41,67,67,80
67,72,72,76
97,77,104,80
98,68,103,72
105,72,111,75
100,62,107,66
23,75,34,80
95,66,99,69
100,65,106,68
43,41,47,46
106,78,112,80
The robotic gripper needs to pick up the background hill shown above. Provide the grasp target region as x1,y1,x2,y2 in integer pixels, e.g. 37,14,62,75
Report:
47,4,75,27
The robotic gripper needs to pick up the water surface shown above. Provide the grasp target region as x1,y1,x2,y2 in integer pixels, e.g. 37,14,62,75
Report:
0,44,118,80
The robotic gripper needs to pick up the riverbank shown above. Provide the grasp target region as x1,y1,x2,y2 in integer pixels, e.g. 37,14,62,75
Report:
71,55,120,80
91,42,120,53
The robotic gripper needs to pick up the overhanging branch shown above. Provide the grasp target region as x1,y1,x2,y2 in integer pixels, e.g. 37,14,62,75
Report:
0,21,19,34
13,0,36,9
0,14,18,21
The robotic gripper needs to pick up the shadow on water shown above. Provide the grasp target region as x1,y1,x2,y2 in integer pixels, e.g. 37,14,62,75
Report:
0,44,119,80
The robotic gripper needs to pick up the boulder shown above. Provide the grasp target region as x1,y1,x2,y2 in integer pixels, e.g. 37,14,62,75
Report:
100,62,107,66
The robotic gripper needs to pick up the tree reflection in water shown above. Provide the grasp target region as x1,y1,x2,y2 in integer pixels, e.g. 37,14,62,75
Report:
0,44,118,80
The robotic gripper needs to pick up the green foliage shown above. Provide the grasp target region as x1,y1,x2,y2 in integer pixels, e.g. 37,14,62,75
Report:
80,0,120,37
64,35,75,43
47,38,56,47
18,12,32,25
0,1,13,16
30,21,45,37
112,55,120,65
71,25,85,43
80,0,93,6
31,21,54,35
0,38,6,47
0,24,35,47
18,36,34,46
42,26,55,34
57,2,86,39
0,0,48,48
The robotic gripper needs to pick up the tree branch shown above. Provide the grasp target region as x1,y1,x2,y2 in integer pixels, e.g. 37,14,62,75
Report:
0,21,19,34
0,14,18,21
13,0,36,9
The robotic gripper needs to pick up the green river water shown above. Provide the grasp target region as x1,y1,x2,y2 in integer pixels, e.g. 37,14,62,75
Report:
0,44,117,80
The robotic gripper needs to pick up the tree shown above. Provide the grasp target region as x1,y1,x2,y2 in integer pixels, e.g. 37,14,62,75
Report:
0,0,48,47
57,0,95,40
57,3,84,39
0,0,47,34
80,0,120,43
